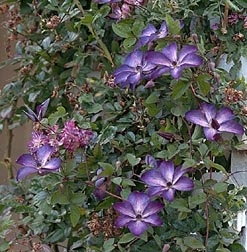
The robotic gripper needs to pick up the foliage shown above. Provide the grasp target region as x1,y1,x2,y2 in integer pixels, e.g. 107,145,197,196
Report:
1,0,247,251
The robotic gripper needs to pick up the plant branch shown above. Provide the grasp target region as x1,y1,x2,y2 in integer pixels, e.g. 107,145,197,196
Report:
74,0,114,66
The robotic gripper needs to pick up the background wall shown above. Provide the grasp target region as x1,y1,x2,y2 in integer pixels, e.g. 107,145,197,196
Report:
0,13,32,184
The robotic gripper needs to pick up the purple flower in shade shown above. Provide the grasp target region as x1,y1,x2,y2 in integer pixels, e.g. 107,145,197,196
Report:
93,168,110,200
135,21,168,49
113,50,157,89
124,0,144,6
113,192,163,236
185,103,244,141
24,98,50,122
27,131,49,153
94,0,121,3
16,144,61,181
146,42,203,79
59,120,93,153
109,3,131,20
141,155,194,202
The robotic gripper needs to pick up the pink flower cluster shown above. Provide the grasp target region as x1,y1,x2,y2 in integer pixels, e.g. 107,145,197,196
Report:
28,120,94,155
59,120,94,153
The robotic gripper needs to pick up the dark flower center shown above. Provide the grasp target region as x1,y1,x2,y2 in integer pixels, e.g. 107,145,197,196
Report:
171,61,178,67
167,182,173,187
211,118,220,130
136,65,143,72
136,214,142,220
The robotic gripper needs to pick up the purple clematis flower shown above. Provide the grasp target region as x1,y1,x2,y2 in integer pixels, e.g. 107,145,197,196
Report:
141,155,194,202
93,168,111,200
109,3,131,20
124,0,144,6
113,50,157,89
146,42,203,79
24,98,50,122
94,0,121,3
113,192,163,236
16,144,61,181
135,21,168,49
185,103,244,141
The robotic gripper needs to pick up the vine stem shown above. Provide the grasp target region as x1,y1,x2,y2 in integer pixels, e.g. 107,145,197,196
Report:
205,193,209,251
74,0,114,66
105,190,124,201
221,2,229,34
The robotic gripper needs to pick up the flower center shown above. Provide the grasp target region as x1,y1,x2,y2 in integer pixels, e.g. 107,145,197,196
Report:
136,65,143,72
211,118,220,130
167,182,173,188
136,214,142,220
171,61,178,67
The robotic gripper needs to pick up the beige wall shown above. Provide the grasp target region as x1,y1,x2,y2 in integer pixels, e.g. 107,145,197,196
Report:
0,13,32,183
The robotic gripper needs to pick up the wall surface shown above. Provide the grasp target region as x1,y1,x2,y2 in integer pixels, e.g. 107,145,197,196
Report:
0,13,32,184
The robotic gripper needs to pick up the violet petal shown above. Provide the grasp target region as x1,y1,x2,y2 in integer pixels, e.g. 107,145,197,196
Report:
16,154,37,167
113,201,135,218
173,177,194,191
16,167,38,181
128,220,148,236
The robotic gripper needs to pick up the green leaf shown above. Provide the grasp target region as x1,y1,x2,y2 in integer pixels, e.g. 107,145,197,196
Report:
132,19,145,36
99,126,117,144
228,243,246,252
103,238,115,252
172,80,190,100
96,197,115,211
51,191,69,205
80,14,93,25
86,103,103,114
0,241,9,251
70,192,86,205
93,143,103,158
197,73,211,96
70,205,81,227
183,237,205,249
112,23,132,38
48,106,66,125
123,37,136,49
235,0,247,8
118,233,135,244
146,103,160,116
144,92,159,104
112,177,122,185
205,159,227,174
216,248,231,252
98,162,114,176
165,14,181,34
126,153,141,166
122,178,136,187
188,192,207,209
225,0,240,11
45,229,65,243
169,198,191,213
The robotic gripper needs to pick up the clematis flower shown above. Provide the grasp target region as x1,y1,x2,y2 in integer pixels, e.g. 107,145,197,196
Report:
94,0,121,3
135,21,168,49
113,50,157,89
113,192,163,236
16,144,61,181
146,42,203,79
27,131,49,153
124,0,144,6
59,120,93,153
93,168,111,200
24,98,50,122
185,103,244,141
141,156,194,202
109,3,131,20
